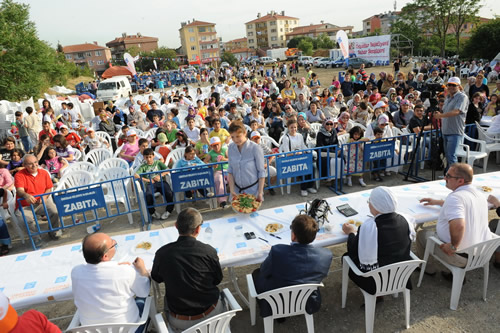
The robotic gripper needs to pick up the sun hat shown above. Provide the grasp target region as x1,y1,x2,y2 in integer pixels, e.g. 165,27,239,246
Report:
210,136,221,145
157,133,167,143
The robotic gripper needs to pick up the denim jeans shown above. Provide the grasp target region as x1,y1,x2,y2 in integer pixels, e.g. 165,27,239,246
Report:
20,136,32,152
443,134,461,172
135,297,147,333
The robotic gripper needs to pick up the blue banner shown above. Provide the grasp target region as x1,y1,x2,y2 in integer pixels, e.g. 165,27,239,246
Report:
171,168,214,192
53,187,106,217
363,139,395,162
276,153,314,180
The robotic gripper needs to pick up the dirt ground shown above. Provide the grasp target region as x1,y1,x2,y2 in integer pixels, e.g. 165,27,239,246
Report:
7,65,500,332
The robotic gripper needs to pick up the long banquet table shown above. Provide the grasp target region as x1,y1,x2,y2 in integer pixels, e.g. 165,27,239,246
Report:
1,171,499,309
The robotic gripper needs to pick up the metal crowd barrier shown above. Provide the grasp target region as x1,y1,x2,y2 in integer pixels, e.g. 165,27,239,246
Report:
18,175,146,250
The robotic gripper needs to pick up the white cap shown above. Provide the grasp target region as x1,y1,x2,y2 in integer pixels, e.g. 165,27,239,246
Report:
126,129,137,137
374,101,388,109
447,77,461,86
210,136,221,145
250,131,261,139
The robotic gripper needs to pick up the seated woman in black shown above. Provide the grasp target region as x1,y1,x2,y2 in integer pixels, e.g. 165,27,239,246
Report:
342,186,415,295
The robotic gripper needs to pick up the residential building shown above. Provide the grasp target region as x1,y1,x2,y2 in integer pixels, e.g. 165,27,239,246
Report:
225,38,248,52
245,11,299,49
179,20,220,64
229,48,256,61
286,22,354,42
362,15,381,35
106,33,158,60
449,17,490,39
62,42,111,74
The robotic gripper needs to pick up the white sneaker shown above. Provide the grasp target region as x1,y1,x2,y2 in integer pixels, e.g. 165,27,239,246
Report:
385,171,392,176
359,178,367,187
307,188,317,194
161,211,170,220
152,212,162,219
301,190,308,197
347,177,353,187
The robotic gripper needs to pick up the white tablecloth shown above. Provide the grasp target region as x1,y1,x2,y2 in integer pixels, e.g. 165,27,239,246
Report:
2,171,499,309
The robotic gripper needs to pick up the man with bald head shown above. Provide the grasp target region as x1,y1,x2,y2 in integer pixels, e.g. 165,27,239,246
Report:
71,232,150,329
417,163,495,276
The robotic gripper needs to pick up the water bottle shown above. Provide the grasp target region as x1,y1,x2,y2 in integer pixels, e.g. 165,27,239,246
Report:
205,225,213,241
86,223,101,234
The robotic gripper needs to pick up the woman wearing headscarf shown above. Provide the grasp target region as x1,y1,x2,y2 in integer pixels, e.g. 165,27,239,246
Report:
342,186,415,294
316,118,342,180
335,112,352,135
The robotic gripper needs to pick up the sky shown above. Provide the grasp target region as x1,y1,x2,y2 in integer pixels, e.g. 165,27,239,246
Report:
20,0,499,49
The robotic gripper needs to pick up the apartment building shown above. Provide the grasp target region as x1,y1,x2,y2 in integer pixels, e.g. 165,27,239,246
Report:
179,20,220,64
106,33,158,60
362,11,400,35
245,11,299,49
225,38,248,51
286,22,354,42
62,42,111,74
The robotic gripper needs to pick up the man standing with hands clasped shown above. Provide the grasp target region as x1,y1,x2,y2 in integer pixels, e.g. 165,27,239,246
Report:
432,77,469,173
416,163,495,278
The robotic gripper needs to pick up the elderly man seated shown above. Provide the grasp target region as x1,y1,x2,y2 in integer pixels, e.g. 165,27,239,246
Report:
253,214,333,319
71,232,150,332
14,154,60,247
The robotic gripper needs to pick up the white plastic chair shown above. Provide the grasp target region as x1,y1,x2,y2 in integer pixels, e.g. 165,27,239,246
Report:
342,254,424,333
73,149,83,162
260,136,279,150
66,296,154,333
456,134,488,172
96,167,134,225
0,189,25,244
61,161,97,177
113,144,124,158
97,158,130,173
55,170,94,192
84,148,113,167
145,127,158,139
475,121,500,164
460,67,470,78
417,236,500,310
155,288,241,333
95,131,112,147
246,274,323,333
310,123,322,134
165,148,186,167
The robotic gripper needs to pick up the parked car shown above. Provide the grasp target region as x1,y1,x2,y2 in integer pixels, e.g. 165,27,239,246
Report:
258,57,277,65
315,58,338,68
297,56,313,66
220,62,230,68
344,57,375,69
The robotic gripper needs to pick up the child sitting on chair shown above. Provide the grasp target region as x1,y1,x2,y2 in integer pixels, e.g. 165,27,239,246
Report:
345,126,370,187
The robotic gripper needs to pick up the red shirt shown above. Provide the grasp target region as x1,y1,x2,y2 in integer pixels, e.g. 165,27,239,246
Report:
14,168,53,207
39,129,57,144
11,310,61,333
64,132,81,148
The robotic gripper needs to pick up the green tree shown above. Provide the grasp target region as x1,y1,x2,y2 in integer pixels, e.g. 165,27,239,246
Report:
462,18,500,59
0,0,71,100
126,45,141,57
449,0,481,55
221,51,238,66
316,34,335,49
287,37,304,48
297,39,313,56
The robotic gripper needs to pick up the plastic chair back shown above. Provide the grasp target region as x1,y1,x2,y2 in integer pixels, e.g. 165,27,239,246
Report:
56,170,93,191
84,148,113,167
98,158,130,173
165,148,186,167
95,131,112,146
61,162,97,179
361,259,423,296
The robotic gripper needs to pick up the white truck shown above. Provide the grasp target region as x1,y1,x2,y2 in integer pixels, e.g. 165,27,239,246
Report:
329,49,343,61
266,48,288,61
96,76,132,102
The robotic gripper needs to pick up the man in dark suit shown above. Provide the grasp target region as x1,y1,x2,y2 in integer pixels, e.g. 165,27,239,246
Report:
253,215,333,317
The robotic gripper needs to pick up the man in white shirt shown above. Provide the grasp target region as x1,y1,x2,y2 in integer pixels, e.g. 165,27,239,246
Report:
71,232,150,328
417,163,494,275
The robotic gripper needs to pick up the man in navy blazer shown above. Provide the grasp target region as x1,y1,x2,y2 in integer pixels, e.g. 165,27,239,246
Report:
254,214,333,317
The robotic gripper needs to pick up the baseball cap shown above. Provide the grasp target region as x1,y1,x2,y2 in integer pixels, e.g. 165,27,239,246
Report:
157,133,167,143
71,122,79,129
400,99,410,106
378,114,390,125
86,128,95,133
10,122,16,126
447,77,461,86
297,112,306,119
59,125,68,130
210,136,221,145
0,291,18,332
250,131,261,139
374,101,388,109
126,129,137,137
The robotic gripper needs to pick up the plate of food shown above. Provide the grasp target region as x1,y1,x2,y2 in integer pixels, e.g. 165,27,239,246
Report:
478,186,493,193
231,193,262,214
264,223,285,234
347,219,363,227
134,241,153,254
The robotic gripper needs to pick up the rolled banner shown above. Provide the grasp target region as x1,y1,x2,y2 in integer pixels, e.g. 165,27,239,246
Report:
153,59,158,70
123,52,137,76
336,30,349,66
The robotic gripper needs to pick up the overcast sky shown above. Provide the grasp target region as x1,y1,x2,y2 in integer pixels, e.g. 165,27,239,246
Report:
21,0,499,49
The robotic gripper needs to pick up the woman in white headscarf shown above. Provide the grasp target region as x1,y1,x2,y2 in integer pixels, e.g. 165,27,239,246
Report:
342,186,415,295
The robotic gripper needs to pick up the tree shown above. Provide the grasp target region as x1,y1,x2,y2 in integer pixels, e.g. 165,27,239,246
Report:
0,0,71,100
126,45,141,57
297,39,313,56
287,37,304,48
391,4,425,54
316,34,335,49
462,18,500,59
449,0,481,55
220,51,238,66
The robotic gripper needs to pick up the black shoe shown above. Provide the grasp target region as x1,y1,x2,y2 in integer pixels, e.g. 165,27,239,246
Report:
269,188,276,196
220,201,227,209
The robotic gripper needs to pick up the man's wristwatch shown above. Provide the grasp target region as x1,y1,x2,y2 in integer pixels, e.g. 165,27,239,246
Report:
449,244,457,251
